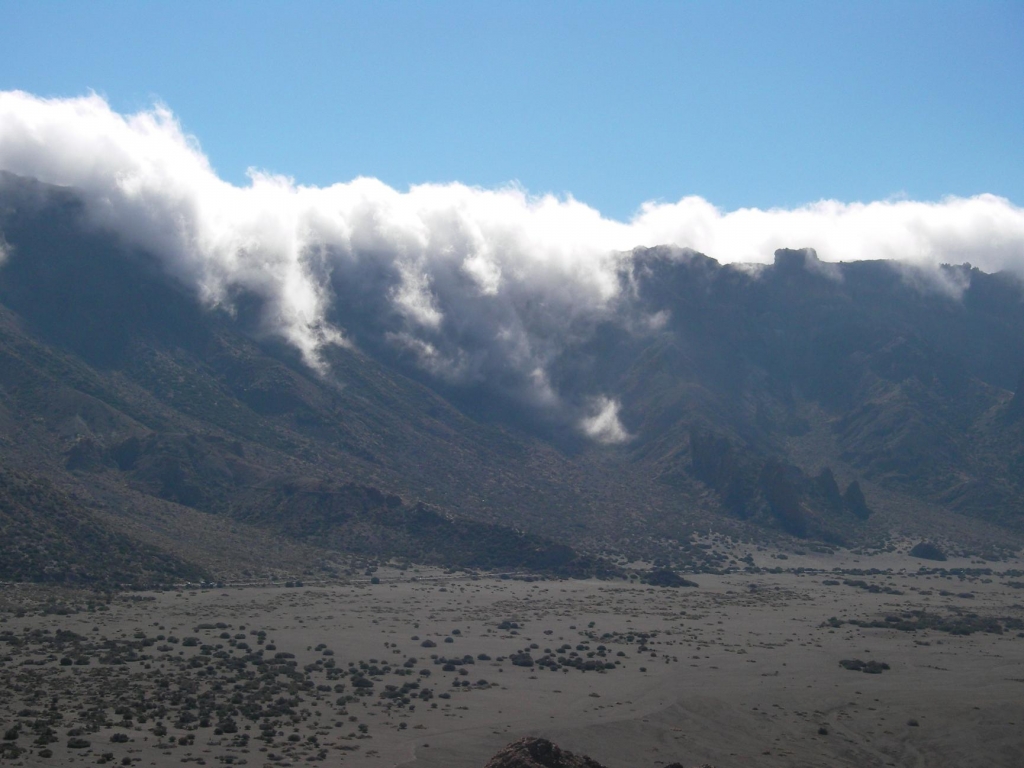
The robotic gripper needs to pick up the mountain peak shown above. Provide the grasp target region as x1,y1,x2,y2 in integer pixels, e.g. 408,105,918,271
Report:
773,247,820,270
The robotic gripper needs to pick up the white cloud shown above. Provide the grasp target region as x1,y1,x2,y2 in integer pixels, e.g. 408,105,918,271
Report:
1,90,1023,439
631,195,1024,273
384,331,467,382
579,397,631,445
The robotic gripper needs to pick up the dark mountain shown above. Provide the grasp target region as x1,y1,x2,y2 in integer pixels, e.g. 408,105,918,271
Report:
609,246,1024,539
0,172,1022,583
0,173,660,581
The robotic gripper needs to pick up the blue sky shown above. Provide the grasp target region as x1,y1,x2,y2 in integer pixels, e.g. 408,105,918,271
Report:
2,1,1021,220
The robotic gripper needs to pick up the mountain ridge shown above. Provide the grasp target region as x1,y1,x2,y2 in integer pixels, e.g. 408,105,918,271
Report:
1,172,1023,584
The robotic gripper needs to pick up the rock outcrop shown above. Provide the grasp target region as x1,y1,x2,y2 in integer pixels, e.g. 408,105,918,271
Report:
483,738,607,768
482,737,708,768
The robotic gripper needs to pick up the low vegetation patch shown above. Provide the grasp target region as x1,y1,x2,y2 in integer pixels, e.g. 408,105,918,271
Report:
824,609,1024,636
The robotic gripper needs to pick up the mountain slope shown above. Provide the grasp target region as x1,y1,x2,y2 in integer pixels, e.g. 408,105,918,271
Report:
0,173,678,580
609,247,1024,538
0,465,205,587
1,173,1023,582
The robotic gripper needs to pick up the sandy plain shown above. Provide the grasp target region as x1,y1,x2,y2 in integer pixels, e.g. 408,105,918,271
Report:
2,546,1023,768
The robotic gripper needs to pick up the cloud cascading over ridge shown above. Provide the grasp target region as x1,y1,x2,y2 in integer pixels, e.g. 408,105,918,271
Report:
1,90,1023,440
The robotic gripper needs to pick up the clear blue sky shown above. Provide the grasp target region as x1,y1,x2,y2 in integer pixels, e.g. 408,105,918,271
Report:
1,1,1021,220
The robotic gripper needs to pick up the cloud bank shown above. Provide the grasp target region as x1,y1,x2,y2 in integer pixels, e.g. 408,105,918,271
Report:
1,91,1023,440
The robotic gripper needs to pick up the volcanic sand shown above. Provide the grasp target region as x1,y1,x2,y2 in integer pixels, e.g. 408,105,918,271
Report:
2,547,1023,768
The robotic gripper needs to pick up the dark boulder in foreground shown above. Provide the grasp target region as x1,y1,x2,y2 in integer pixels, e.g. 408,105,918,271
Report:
482,737,708,768
483,738,606,768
